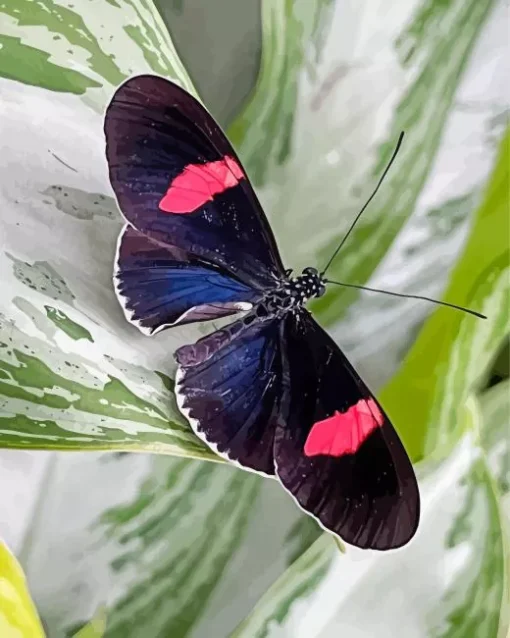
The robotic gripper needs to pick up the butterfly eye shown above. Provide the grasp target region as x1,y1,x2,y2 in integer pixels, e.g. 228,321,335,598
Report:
303,267,318,276
317,283,326,298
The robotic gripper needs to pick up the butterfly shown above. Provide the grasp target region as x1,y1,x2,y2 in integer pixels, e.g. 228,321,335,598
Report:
104,74,420,550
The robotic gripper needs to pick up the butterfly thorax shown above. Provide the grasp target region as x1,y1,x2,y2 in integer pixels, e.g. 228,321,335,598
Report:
286,267,326,304
244,267,326,326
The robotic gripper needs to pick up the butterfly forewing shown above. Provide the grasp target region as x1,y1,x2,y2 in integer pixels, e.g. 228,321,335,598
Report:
105,75,285,292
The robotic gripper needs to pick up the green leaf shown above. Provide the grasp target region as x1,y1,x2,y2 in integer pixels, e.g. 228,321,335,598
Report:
0,0,216,458
0,0,194,101
0,540,45,637
97,459,260,638
234,400,509,637
283,516,323,565
381,128,510,460
429,399,508,638
230,534,336,638
1,0,505,460
44,306,94,342
0,315,214,458
310,0,496,324
16,452,310,637
72,608,107,638
0,33,101,95
228,0,334,185
232,0,497,320
479,381,510,497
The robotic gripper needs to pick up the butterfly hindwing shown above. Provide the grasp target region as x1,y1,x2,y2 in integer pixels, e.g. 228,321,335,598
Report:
115,226,258,334
274,309,420,550
105,75,285,293
174,318,284,476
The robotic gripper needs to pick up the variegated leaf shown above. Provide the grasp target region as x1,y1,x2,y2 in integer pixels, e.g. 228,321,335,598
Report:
9,452,311,637
233,400,509,637
382,128,510,458
0,0,216,457
479,380,510,498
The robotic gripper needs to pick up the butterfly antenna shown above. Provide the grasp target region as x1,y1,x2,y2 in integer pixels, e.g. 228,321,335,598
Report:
325,279,487,319
320,131,405,277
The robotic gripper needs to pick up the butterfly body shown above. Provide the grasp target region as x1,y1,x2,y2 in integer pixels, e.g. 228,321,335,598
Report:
250,267,326,318
105,74,420,550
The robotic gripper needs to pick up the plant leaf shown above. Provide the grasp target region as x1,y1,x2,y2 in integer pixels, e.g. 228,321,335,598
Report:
230,534,337,638
0,0,219,458
95,459,260,638
310,0,497,325
228,0,334,185
228,0,506,406
233,401,509,637
0,540,45,638
381,128,510,459
229,0,498,318
428,398,508,638
0,0,194,102
14,452,311,638
72,608,107,638
479,380,510,497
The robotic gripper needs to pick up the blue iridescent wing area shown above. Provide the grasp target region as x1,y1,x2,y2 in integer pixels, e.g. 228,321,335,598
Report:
274,309,420,550
105,74,285,294
115,226,259,334
174,318,283,476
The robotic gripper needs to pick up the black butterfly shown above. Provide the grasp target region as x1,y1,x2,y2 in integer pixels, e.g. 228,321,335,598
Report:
104,74,420,550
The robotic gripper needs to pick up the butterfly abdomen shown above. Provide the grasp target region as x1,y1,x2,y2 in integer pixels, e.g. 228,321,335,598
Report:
175,267,326,368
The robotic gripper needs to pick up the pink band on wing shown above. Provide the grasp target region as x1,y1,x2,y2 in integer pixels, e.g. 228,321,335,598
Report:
304,399,384,458
159,156,244,214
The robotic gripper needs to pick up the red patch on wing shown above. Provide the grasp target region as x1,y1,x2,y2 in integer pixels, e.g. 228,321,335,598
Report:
304,399,384,457
159,156,244,214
